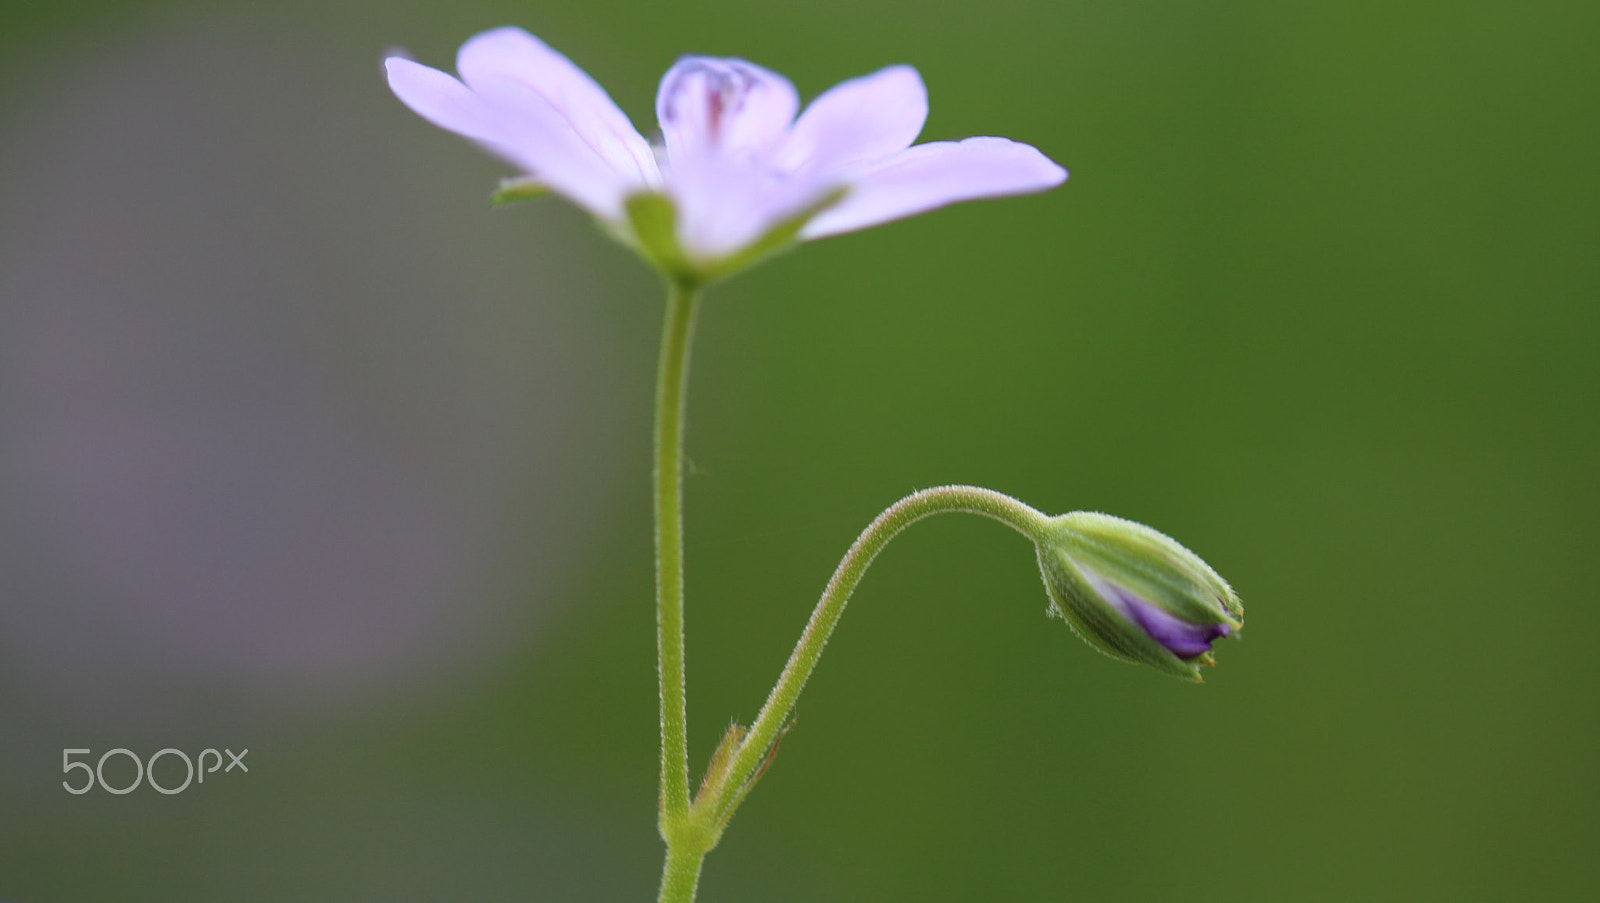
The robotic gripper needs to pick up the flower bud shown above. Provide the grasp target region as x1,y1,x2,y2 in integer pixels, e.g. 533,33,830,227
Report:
1035,512,1243,681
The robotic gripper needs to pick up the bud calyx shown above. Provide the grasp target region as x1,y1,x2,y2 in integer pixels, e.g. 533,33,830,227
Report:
1035,512,1243,680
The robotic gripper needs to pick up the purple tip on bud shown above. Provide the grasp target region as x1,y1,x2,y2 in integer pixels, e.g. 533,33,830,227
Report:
1110,586,1231,658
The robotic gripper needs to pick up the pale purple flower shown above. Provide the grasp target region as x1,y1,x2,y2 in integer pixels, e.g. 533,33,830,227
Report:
385,27,1066,274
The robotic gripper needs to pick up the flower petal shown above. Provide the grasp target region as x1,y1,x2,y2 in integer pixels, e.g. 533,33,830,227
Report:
1112,586,1231,658
800,137,1067,239
455,27,660,188
469,84,641,220
385,57,500,144
386,48,639,221
656,56,799,162
774,65,927,176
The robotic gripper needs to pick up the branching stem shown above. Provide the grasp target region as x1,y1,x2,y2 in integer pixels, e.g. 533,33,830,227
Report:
652,284,1051,903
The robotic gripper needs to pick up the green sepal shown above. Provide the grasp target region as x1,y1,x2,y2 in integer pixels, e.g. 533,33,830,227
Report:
696,185,849,284
623,191,696,282
490,177,551,207
622,186,850,286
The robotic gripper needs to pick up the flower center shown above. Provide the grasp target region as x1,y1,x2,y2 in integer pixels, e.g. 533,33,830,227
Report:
660,60,760,150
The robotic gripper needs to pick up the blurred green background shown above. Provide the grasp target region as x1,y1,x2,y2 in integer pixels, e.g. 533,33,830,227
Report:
2,0,1596,900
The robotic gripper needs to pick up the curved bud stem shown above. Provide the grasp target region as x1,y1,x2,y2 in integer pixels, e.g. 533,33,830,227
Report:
694,485,1052,831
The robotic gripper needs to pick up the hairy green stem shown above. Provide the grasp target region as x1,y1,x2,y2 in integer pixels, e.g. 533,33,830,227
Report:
656,279,699,833
657,841,706,903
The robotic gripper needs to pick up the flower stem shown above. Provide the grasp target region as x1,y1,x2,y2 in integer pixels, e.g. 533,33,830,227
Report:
657,841,707,903
701,485,1052,831
656,278,700,832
